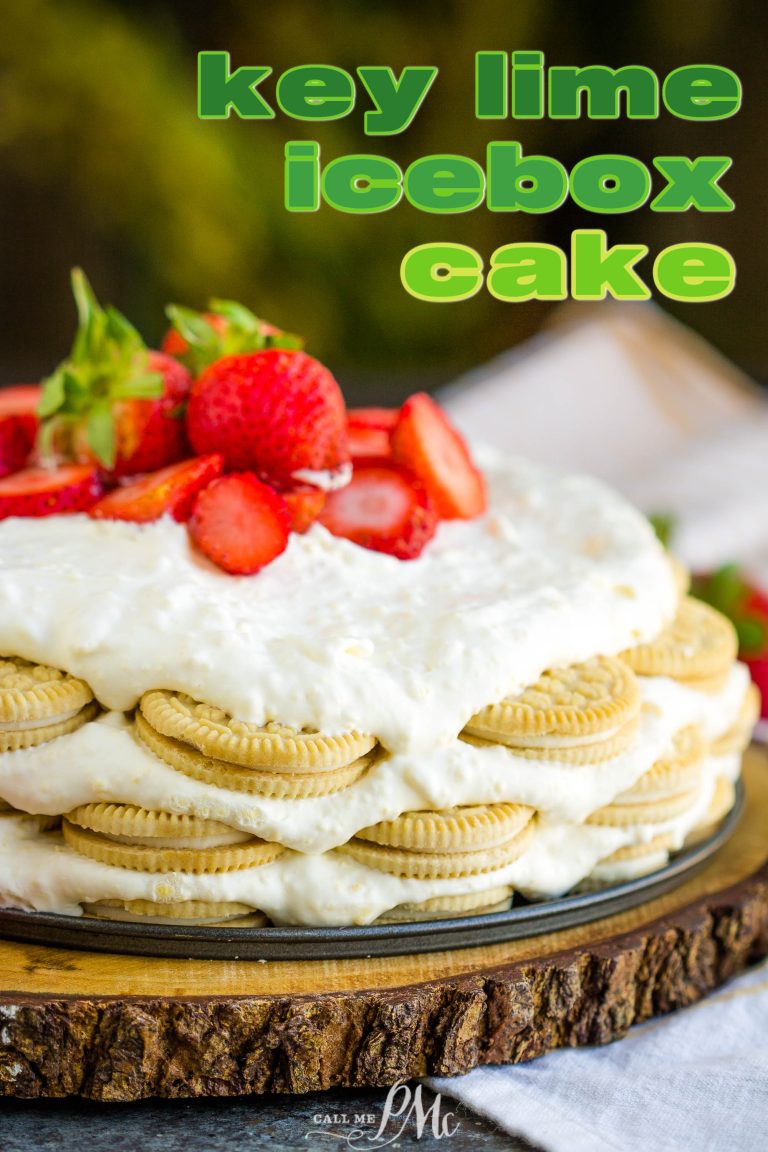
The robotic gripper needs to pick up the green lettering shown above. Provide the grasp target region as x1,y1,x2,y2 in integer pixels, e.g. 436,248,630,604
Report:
475,52,507,119
400,243,484,302
404,155,485,214
511,51,545,118
549,64,659,118
651,156,734,211
487,142,567,213
322,155,402,213
571,230,650,300
197,52,273,120
662,66,741,120
358,66,437,135
570,155,650,213
487,244,567,301
276,65,355,121
653,243,735,300
284,141,320,212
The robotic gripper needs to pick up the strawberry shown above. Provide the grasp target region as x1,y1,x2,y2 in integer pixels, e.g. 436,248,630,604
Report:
282,486,326,534
348,424,392,464
186,349,350,490
188,473,290,575
0,464,103,520
347,407,398,432
391,393,486,521
318,463,437,560
0,386,42,477
38,269,192,478
0,385,41,418
89,455,223,524
163,299,301,376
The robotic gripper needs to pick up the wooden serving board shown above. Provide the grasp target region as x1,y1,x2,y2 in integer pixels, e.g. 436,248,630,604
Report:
1,747,766,1101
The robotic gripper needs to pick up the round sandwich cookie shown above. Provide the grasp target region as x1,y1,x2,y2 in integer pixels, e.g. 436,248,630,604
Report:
63,803,284,873
612,726,704,803
140,690,377,772
463,656,640,763
685,777,737,845
619,597,737,682
711,682,761,757
375,886,514,923
582,832,678,887
355,802,532,853
586,782,702,828
0,656,98,752
82,898,269,927
338,805,536,880
136,710,373,798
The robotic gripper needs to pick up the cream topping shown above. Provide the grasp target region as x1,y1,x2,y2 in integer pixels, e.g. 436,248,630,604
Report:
0,453,677,752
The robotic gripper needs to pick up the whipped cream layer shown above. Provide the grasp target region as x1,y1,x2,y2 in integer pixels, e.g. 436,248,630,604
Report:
0,453,677,752
0,668,749,854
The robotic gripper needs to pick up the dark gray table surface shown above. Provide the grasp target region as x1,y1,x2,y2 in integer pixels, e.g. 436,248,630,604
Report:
0,1085,542,1150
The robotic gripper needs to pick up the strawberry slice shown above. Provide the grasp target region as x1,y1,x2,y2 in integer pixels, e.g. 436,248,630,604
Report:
0,385,41,478
0,464,103,519
318,463,437,560
89,455,224,524
282,486,326,534
391,393,486,520
347,407,398,432
348,424,392,464
189,473,290,575
0,385,41,417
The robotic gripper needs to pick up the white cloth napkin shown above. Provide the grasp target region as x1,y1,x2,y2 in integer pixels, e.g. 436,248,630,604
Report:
432,305,768,1151
427,959,768,1152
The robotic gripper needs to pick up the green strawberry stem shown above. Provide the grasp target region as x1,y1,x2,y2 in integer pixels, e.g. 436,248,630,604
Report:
38,269,163,469
165,298,303,376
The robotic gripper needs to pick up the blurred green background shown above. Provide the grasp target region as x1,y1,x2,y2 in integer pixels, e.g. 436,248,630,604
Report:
1,0,766,400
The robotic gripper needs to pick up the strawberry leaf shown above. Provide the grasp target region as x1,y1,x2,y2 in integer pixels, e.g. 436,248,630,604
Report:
86,404,116,469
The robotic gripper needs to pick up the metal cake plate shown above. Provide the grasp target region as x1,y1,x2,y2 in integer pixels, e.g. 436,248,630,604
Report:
0,784,743,961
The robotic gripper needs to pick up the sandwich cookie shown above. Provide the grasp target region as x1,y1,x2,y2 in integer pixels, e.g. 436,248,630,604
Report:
63,802,284,873
582,832,678,887
375,886,514,923
611,726,704,803
619,597,737,686
710,682,760,757
685,777,737,845
0,656,98,752
463,656,640,763
135,710,373,798
339,802,535,879
82,899,269,926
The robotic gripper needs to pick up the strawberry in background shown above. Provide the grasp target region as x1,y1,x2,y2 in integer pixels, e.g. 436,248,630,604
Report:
692,565,768,718
38,269,192,477
0,385,40,478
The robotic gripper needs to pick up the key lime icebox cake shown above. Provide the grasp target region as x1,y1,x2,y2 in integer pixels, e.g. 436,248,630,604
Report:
0,274,759,929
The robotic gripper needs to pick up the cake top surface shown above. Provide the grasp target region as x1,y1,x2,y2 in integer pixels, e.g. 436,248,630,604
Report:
0,451,676,752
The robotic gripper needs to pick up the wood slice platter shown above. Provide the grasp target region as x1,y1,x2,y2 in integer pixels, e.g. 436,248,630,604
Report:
1,746,766,1101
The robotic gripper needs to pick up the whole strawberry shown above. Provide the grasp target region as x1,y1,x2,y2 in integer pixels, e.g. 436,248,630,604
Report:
38,270,192,477
186,349,350,490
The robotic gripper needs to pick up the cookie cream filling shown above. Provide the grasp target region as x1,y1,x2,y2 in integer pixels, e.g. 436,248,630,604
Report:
0,452,676,752
0,708,83,732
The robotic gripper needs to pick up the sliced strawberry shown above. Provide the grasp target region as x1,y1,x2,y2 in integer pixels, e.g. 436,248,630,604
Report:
391,393,486,520
0,385,41,417
0,464,103,519
0,385,41,478
282,486,326,534
89,455,223,524
318,463,437,560
347,407,398,432
189,473,290,575
348,424,392,463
